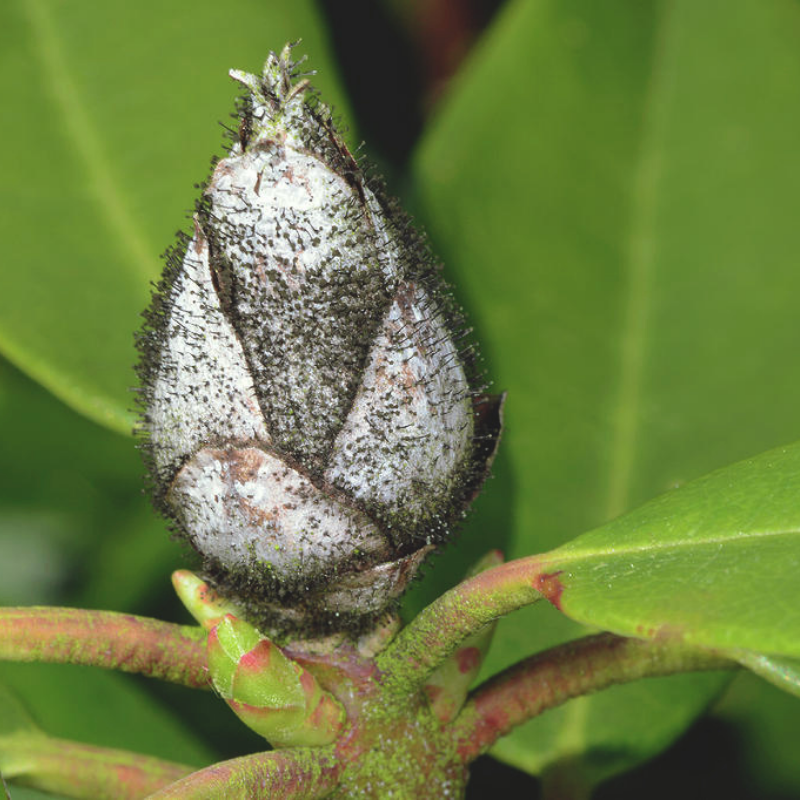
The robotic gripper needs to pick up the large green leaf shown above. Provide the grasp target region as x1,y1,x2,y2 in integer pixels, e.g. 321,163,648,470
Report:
0,0,349,435
533,441,800,656
412,0,800,785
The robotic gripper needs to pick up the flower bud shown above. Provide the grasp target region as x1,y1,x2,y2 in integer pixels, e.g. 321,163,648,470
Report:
137,44,503,637
206,614,345,747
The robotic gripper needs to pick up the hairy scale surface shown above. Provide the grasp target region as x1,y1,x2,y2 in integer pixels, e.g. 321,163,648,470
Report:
136,44,502,637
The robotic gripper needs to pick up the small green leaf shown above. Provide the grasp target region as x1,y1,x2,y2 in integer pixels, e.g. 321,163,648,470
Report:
715,672,800,796
2,786,56,800
498,664,726,788
0,681,66,800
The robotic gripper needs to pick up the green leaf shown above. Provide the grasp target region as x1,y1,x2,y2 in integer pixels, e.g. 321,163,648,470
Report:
502,667,726,790
0,682,39,737
0,663,211,768
0,0,349,435
535,441,800,658
0,357,181,613
0,681,57,799
2,787,56,800
411,0,800,784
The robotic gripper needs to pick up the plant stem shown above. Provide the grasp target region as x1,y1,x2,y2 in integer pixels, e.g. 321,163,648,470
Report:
145,747,341,799
0,607,207,688
376,556,544,692
451,632,734,761
0,732,193,799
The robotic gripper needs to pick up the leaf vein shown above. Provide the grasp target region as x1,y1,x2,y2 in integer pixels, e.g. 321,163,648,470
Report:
21,0,155,281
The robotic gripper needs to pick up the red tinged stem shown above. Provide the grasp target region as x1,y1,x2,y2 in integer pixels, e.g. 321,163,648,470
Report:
377,556,545,692
1,733,193,799
145,748,341,799
0,607,208,689
451,633,735,762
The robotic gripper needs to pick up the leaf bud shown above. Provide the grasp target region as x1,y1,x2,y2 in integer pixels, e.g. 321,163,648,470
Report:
206,614,345,747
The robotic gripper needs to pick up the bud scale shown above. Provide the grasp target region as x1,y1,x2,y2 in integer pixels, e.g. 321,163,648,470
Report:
136,44,502,638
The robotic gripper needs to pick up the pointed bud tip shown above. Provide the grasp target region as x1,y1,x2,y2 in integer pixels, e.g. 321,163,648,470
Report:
172,570,243,629
465,550,505,580
229,68,259,95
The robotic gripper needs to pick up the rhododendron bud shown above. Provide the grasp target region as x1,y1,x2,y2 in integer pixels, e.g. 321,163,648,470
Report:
137,43,502,637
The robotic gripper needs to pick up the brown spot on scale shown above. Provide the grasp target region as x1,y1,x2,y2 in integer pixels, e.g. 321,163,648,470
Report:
237,639,275,676
225,447,266,482
191,220,206,255
424,684,444,704
533,570,565,610
456,646,482,675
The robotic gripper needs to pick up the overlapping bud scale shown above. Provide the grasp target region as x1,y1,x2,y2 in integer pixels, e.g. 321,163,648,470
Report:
138,44,502,637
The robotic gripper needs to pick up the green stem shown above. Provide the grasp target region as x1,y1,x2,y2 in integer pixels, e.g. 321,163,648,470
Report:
0,732,193,799
0,607,207,688
451,633,734,762
145,747,340,799
376,556,544,693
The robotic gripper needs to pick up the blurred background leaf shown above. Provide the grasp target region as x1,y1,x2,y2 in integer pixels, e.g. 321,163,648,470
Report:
409,0,800,792
1,0,800,797
0,0,350,434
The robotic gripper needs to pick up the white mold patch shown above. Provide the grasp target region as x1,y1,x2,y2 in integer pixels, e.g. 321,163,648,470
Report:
168,445,391,584
147,224,269,480
205,143,401,468
325,283,474,536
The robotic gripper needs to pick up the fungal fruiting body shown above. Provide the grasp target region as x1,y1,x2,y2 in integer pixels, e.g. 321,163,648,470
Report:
137,45,502,637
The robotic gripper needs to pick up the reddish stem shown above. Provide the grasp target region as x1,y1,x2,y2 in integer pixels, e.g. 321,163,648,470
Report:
146,748,341,799
1,733,193,799
451,633,734,762
377,556,544,692
0,607,208,689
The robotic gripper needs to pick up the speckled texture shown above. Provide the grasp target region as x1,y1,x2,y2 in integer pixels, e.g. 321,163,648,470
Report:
146,224,269,484
170,446,390,584
137,45,502,636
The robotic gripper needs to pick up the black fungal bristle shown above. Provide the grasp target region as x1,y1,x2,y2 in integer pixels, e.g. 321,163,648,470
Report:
134,45,502,640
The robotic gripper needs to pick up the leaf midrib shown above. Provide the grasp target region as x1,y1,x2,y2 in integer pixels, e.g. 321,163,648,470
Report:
604,2,674,521
551,526,800,565
21,0,155,282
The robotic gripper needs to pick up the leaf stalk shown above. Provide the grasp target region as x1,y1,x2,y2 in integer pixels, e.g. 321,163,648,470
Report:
451,633,734,760
0,607,207,689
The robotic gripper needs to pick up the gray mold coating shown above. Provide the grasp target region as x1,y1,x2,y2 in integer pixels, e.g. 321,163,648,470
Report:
137,44,502,637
